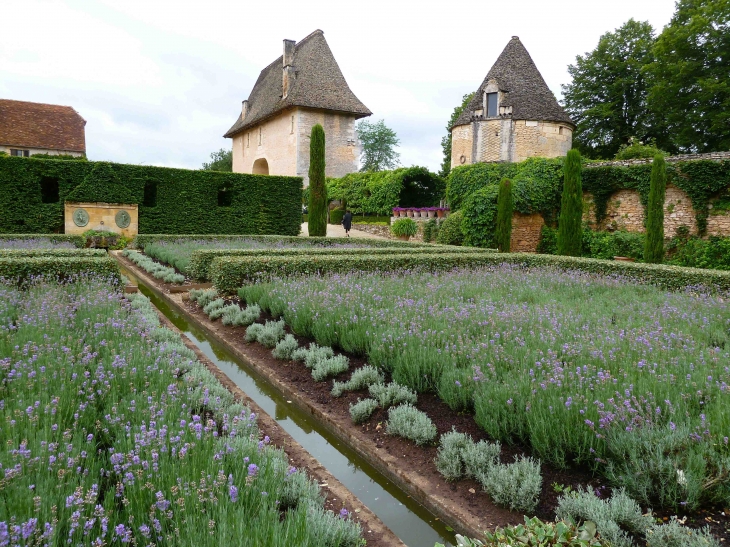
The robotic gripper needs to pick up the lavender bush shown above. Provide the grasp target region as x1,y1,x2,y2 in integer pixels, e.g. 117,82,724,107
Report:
240,265,730,511
0,279,362,546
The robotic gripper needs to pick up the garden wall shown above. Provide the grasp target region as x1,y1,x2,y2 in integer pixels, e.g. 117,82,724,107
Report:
0,156,302,235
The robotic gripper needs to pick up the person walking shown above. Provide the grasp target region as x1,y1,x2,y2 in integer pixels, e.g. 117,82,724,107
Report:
342,210,353,237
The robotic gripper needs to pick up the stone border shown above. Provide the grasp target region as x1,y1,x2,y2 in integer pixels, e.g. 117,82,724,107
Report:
119,255,403,547
113,251,491,540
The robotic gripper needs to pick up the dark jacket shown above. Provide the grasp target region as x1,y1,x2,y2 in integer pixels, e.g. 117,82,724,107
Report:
342,212,352,231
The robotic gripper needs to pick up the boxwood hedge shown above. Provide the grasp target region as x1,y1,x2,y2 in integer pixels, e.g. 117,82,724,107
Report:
0,256,121,285
189,246,495,281
0,156,302,235
0,249,107,258
211,252,730,295
133,234,429,249
0,234,86,248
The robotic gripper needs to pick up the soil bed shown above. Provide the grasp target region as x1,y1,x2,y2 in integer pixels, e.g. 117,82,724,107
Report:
116,252,730,543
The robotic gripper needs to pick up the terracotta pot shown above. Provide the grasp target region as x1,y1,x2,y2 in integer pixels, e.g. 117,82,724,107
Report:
614,256,635,262
427,211,436,218
393,210,400,218
406,210,414,218
436,210,445,218
396,235,411,241
413,210,422,218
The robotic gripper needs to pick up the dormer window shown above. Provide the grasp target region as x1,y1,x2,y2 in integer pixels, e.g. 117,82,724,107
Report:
486,93,498,117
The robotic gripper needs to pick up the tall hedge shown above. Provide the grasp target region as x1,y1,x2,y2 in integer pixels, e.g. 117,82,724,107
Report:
495,178,513,252
308,124,327,237
644,155,667,263
66,161,135,204
327,166,444,216
0,156,302,235
557,150,583,256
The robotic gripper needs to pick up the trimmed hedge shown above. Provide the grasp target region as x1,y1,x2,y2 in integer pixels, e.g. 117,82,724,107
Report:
133,234,428,249
327,166,445,216
0,249,107,258
213,252,730,295
0,234,86,248
0,156,302,235
189,246,494,281
0,256,121,285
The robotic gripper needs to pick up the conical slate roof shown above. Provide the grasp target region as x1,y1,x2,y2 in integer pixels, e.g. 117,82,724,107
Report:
453,37,573,128
224,30,371,138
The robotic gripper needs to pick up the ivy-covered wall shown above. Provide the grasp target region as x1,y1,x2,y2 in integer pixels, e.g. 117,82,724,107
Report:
448,156,730,247
0,156,302,235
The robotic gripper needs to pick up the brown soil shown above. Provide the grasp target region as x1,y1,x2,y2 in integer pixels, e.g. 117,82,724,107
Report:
118,253,730,543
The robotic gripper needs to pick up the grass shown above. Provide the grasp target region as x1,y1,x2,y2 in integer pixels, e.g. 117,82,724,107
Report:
240,264,730,512
0,278,362,546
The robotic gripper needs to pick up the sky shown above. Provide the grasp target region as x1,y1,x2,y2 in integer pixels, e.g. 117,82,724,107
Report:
0,0,678,172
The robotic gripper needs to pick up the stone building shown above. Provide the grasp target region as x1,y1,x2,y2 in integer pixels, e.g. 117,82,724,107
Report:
0,99,86,157
224,30,371,186
451,36,574,168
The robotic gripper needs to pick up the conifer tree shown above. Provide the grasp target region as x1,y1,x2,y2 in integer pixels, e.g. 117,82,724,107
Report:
308,124,327,237
495,178,513,252
557,149,583,256
643,154,667,263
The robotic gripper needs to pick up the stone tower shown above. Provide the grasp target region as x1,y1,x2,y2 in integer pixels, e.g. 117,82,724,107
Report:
451,36,575,168
224,30,371,186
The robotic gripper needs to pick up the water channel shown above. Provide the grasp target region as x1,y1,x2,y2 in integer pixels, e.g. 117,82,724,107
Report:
124,268,457,547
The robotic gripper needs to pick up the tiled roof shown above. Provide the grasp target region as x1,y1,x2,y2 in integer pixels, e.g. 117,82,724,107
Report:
224,30,371,138
453,37,574,128
0,99,86,152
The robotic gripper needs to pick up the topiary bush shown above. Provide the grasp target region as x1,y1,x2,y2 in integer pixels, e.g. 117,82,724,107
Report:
495,178,513,252
557,149,583,256
644,155,667,263
435,210,465,245
308,124,327,237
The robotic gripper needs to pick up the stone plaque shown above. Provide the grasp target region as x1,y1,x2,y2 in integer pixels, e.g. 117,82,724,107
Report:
72,208,89,227
115,210,131,229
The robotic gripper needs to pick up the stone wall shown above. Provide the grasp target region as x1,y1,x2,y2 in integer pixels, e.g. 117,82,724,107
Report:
232,108,297,178
584,150,730,169
451,124,473,168
510,212,545,252
64,202,138,238
352,220,426,242
513,120,572,162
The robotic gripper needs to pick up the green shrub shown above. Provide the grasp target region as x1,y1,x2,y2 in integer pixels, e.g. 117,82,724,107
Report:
391,217,418,237
122,249,185,284
556,488,653,547
352,215,391,224
435,210,465,245
495,178,514,252
423,218,440,243
435,430,472,481
349,398,379,424
221,303,261,326
537,225,558,254
308,124,327,237
645,518,719,547
311,355,349,382
0,156,302,235
292,343,334,368
463,440,501,480
644,155,667,263
272,334,299,360
189,288,217,307
0,248,106,258
461,186,498,248
0,256,120,285
259,320,286,348
368,382,417,409
331,365,384,397
583,230,645,260
477,456,542,513
438,367,479,412
557,149,583,256
244,323,264,342
667,235,730,270
472,517,611,547
203,298,226,316
191,245,474,281
329,209,345,225
386,404,437,446
615,141,668,160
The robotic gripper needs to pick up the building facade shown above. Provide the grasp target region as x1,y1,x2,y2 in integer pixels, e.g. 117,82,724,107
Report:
225,30,371,186
451,37,574,168
0,99,86,157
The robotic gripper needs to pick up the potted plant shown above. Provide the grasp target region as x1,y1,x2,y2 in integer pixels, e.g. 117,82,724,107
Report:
406,208,414,218
426,207,437,219
391,217,418,241
436,207,446,218
392,207,402,218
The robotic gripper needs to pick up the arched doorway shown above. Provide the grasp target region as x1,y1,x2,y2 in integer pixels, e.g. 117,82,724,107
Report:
252,158,269,175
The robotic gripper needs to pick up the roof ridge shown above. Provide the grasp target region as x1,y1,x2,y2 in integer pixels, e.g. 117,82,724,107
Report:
255,29,326,75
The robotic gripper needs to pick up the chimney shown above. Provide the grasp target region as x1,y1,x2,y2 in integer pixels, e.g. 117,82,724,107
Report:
241,100,249,119
282,39,296,99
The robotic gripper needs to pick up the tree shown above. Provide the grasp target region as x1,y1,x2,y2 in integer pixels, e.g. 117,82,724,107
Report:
561,20,668,159
647,0,730,153
495,178,514,253
356,119,400,172
308,124,327,237
644,155,667,263
439,93,474,178
202,148,233,171
557,149,583,256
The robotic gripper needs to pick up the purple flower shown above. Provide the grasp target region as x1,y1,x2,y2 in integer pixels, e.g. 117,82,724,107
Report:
229,485,238,502
248,463,259,476
339,508,350,519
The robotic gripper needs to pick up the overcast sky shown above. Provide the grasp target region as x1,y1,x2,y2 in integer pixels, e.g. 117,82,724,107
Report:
0,0,677,172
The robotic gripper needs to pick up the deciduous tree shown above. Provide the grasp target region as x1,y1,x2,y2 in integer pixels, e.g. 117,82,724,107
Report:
202,148,232,171
356,119,400,172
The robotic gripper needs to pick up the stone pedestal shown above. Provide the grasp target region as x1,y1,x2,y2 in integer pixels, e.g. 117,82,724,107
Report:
64,202,138,237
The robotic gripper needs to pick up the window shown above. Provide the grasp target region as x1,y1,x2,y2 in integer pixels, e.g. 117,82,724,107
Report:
40,177,59,203
218,187,233,207
143,181,158,207
486,93,498,117
10,149,29,157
